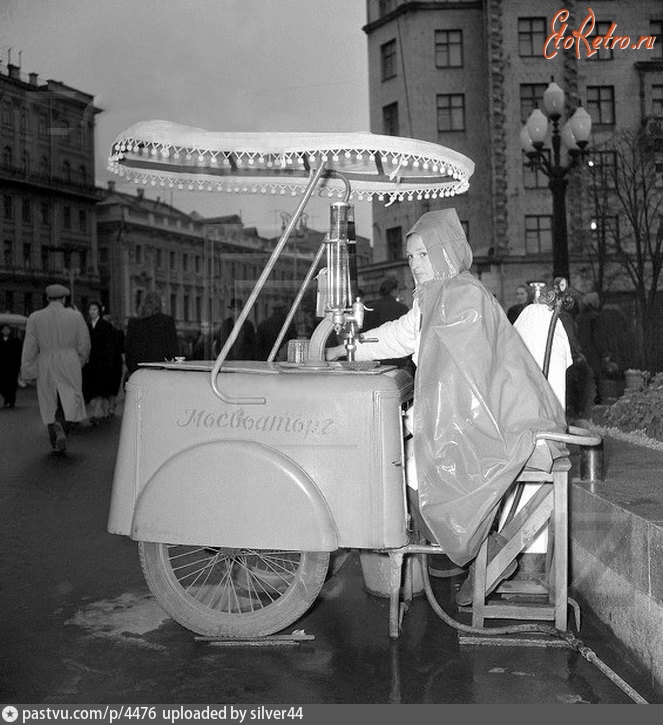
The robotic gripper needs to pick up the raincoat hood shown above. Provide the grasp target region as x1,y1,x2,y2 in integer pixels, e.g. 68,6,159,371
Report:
406,209,472,281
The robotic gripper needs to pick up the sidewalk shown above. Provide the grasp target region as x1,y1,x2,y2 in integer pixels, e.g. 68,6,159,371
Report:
569,431,663,699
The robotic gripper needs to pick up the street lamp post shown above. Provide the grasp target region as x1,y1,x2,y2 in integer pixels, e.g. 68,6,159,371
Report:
520,79,592,281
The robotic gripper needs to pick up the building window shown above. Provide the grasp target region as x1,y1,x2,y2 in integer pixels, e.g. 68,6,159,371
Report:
518,17,547,57
156,249,163,268
78,209,87,232
63,206,71,229
80,165,87,186
523,149,550,189
183,295,190,322
382,102,399,136
135,290,143,316
2,145,12,170
3,195,12,220
183,253,189,272
62,160,71,183
436,94,465,132
591,150,618,189
381,39,397,81
653,85,663,118
22,198,31,223
135,244,143,264
195,255,201,274
651,20,663,59
435,29,463,67
170,251,176,269
520,83,547,123
195,296,202,321
41,248,50,271
39,156,48,177
38,115,47,136
40,202,49,225
525,215,552,255
99,248,108,264
170,293,178,317
1,104,12,126
23,243,32,269
3,240,13,268
386,226,403,262
79,250,87,273
587,20,615,60
22,151,29,175
587,86,615,125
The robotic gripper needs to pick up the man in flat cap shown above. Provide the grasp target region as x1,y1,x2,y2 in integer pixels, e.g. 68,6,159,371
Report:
21,284,91,453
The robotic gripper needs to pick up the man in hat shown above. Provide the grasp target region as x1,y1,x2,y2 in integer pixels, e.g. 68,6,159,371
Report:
20,284,91,453
214,298,257,361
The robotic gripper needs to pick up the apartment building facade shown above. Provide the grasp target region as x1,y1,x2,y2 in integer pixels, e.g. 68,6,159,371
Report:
0,63,101,314
362,0,663,305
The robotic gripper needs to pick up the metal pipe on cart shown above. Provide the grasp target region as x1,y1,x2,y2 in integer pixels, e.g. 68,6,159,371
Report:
210,162,327,403
268,241,326,362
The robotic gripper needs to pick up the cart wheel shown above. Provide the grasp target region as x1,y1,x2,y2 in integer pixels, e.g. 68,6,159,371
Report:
138,542,330,637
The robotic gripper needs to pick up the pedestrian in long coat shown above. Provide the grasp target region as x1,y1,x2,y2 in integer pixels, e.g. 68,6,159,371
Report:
20,284,91,452
82,301,116,423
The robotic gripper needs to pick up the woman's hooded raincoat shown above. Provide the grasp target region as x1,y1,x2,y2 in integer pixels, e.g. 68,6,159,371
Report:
357,209,568,566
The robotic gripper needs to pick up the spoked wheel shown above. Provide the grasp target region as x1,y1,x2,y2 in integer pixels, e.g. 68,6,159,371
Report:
139,542,330,637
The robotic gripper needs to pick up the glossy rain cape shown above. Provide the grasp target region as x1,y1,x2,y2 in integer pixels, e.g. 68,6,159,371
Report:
410,210,567,566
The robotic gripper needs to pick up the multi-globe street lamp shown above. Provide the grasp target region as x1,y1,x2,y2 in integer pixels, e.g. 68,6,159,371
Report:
520,78,592,281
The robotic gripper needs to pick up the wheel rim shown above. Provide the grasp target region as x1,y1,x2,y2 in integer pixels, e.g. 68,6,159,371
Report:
166,545,305,614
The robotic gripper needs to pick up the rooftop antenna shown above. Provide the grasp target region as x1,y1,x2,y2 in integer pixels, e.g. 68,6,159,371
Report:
8,48,11,64
18,50,22,67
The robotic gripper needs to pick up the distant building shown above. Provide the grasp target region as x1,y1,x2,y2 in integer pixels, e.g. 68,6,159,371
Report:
362,0,663,303
97,183,316,352
0,62,102,314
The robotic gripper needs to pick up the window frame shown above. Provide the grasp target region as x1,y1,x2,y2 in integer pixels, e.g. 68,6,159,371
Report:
434,29,463,68
380,39,397,81
382,101,399,136
587,85,616,126
436,93,465,133
524,215,553,255
518,17,547,57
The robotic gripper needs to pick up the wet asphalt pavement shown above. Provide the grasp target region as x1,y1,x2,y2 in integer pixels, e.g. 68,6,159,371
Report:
0,387,658,705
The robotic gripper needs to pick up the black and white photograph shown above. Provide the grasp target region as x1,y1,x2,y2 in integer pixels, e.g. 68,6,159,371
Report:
1,0,662,714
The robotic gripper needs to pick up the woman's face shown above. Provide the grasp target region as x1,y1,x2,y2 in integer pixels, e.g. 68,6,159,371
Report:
406,233,435,286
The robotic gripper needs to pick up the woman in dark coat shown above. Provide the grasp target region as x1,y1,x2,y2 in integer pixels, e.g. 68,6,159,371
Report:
82,301,116,424
125,291,179,376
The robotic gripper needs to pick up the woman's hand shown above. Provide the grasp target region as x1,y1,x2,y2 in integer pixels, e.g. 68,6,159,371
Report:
325,345,346,361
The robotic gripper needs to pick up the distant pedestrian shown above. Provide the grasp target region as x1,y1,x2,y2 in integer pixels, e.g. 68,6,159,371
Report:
82,301,116,424
214,298,257,360
507,284,531,324
20,283,91,453
125,291,179,376
256,302,297,361
103,311,125,417
0,324,22,409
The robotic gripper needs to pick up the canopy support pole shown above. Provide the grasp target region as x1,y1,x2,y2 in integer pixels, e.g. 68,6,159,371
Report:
210,162,327,404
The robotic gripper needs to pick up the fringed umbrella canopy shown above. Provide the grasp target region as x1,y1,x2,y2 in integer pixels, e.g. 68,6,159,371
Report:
108,121,474,203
